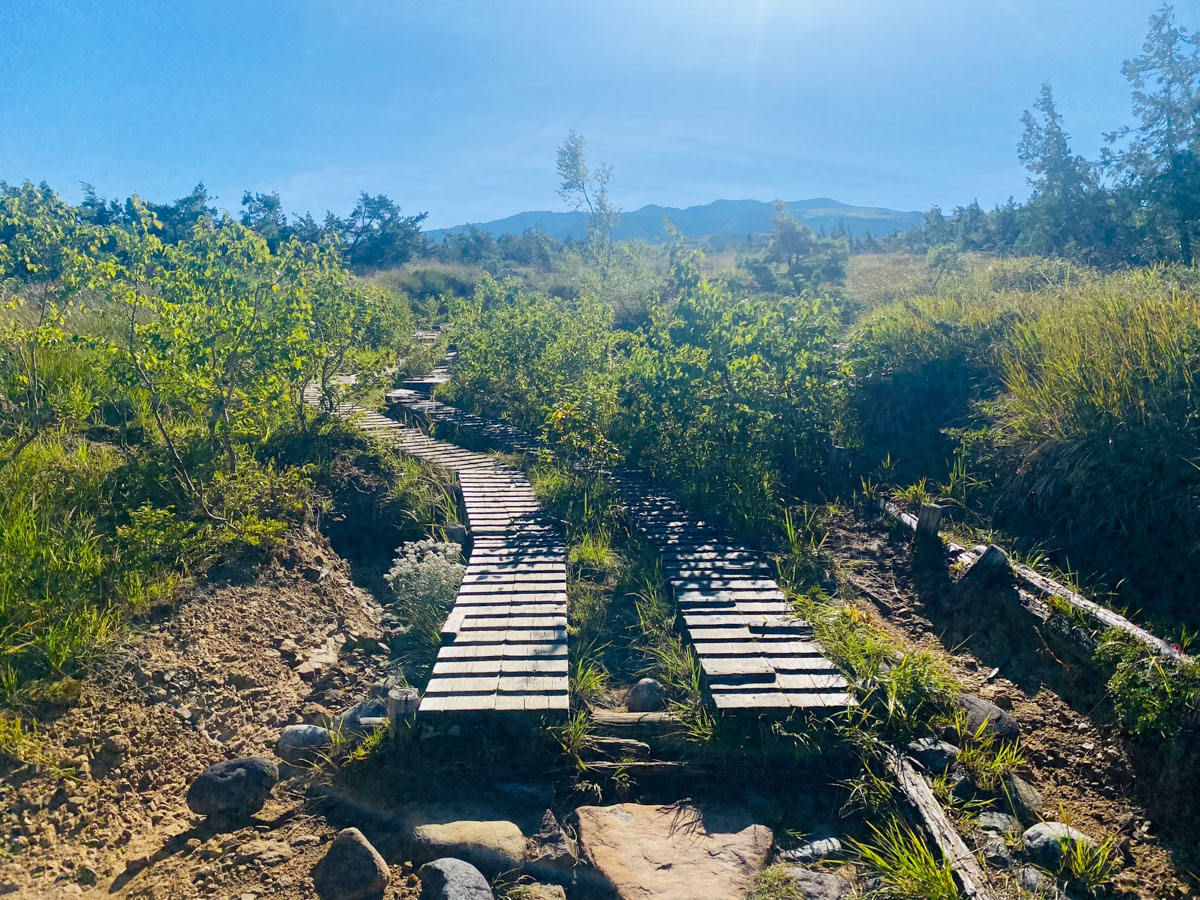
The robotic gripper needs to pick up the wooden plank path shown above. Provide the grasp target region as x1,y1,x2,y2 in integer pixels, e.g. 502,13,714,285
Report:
387,389,852,713
398,350,457,397
303,384,568,718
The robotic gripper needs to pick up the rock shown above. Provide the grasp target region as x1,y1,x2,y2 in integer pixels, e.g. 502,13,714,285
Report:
277,724,333,765
186,757,278,818
334,698,390,739
782,867,851,900
102,734,131,755
510,887,565,900
525,810,578,883
1022,822,1097,871
626,678,666,713
312,828,390,900
410,820,525,878
575,803,771,900
418,858,493,899
1016,865,1057,895
980,833,1013,868
777,829,842,864
74,866,98,887
957,694,1020,742
235,839,294,866
1000,773,1044,824
976,811,1020,836
906,738,960,773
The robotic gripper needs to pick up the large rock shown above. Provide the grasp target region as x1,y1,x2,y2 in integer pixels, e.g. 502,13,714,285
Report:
1022,822,1097,871
418,858,494,900
575,803,771,900
277,724,333,765
410,820,526,878
626,678,666,713
782,867,851,900
958,694,1020,742
525,809,577,883
186,757,278,818
906,737,960,774
312,827,390,900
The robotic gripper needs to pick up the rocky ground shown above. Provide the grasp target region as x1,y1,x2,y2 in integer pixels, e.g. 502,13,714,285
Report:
0,530,426,899
825,509,1198,900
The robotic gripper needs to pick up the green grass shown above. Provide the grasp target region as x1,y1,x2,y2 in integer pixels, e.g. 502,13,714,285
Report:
852,818,960,900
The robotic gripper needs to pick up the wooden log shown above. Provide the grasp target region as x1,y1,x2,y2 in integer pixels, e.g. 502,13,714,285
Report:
886,750,996,900
915,502,945,540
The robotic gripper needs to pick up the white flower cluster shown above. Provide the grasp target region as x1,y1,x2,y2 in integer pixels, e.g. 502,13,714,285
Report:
384,539,465,610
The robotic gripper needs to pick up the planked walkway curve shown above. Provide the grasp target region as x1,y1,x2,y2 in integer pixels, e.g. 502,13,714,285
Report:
303,383,568,718
388,386,853,713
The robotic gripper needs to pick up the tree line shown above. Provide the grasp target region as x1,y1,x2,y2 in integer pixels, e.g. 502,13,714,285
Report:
862,4,1200,267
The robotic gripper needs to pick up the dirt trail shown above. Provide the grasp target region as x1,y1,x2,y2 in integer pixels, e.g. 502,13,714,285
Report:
0,532,422,899
825,510,1197,900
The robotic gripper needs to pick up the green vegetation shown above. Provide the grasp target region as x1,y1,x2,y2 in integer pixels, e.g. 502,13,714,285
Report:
0,181,425,716
851,819,960,900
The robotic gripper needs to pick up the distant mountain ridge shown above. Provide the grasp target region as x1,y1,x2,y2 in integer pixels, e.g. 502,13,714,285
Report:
426,197,923,243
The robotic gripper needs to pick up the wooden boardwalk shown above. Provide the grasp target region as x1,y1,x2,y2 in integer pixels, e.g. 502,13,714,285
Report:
303,384,568,718
387,389,852,713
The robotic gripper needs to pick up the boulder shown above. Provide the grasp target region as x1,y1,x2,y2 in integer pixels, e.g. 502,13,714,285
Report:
1022,822,1097,871
782,867,851,900
277,724,333,765
186,757,278,818
525,810,577,883
1000,773,1044,824
626,678,666,713
575,803,771,900
410,820,525,878
957,694,1020,742
312,827,390,900
418,858,494,900
906,738,960,774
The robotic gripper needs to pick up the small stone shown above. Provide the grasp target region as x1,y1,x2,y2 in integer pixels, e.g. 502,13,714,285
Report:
976,811,1020,836
782,866,851,900
1000,773,1044,824
186,757,278,819
312,828,389,900
235,839,293,866
417,858,493,899
626,678,666,713
334,699,390,739
75,866,98,886
981,833,1013,868
525,810,577,884
906,738,960,773
276,725,333,766
509,886,564,900
778,831,843,864
1022,822,1098,871
102,734,131,755
957,694,1020,742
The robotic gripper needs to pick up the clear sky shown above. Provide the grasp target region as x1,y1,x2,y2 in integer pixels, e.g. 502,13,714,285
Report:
0,0,1172,228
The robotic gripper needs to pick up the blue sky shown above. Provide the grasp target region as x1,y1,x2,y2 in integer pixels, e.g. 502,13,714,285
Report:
0,0,1168,228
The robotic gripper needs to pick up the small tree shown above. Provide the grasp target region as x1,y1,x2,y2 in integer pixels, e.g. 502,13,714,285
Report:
556,129,621,251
